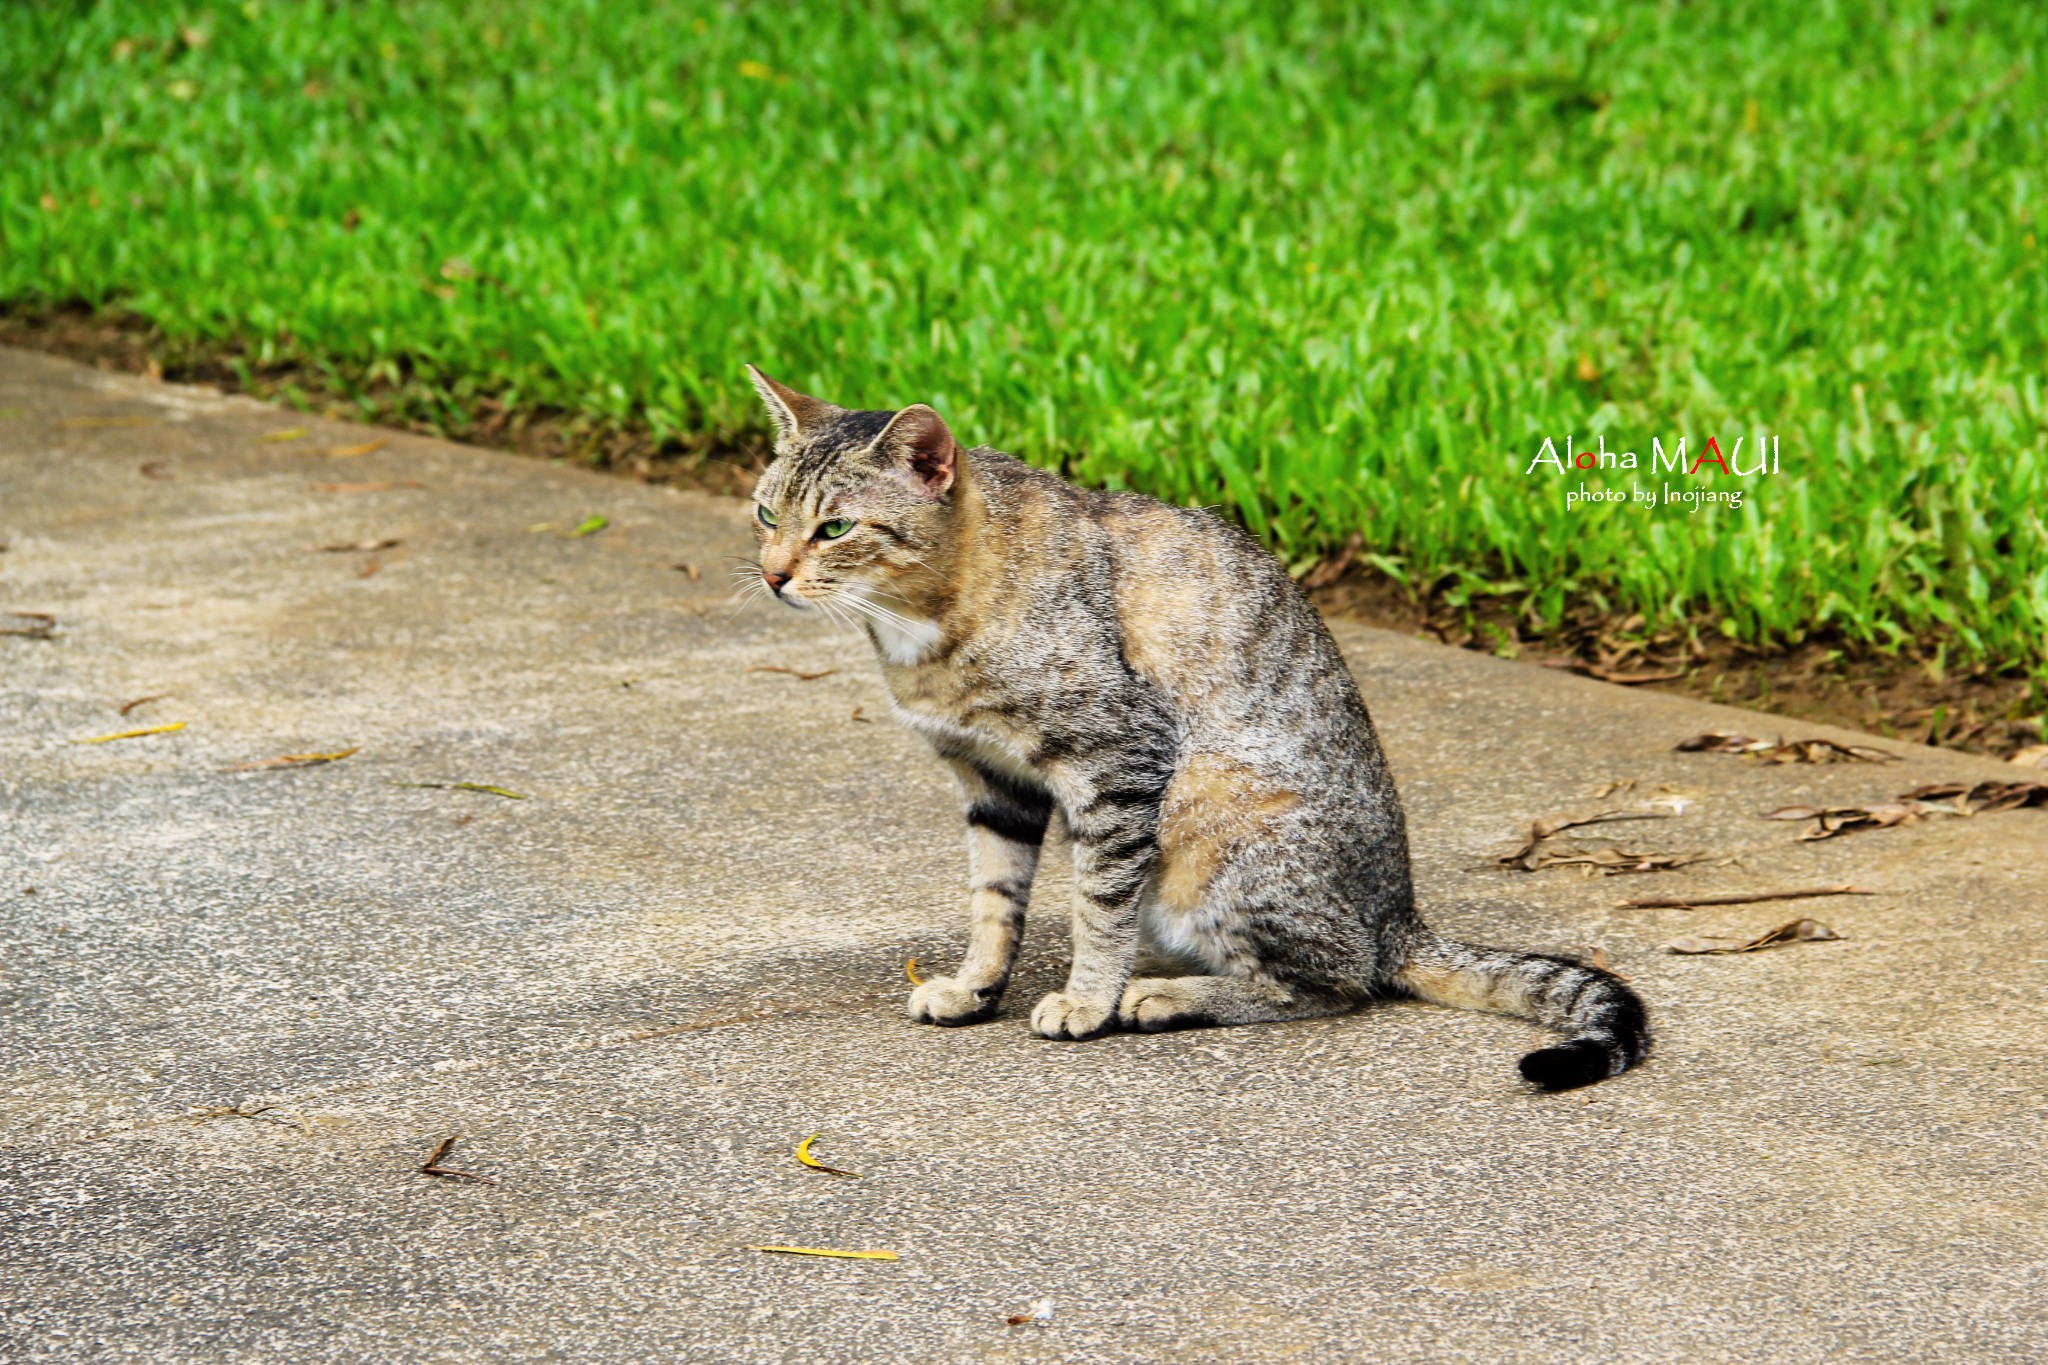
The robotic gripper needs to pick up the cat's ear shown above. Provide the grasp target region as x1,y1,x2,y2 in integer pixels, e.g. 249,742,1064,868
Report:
870,404,960,497
745,365,838,447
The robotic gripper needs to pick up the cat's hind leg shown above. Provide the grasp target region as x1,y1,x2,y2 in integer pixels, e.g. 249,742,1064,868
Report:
1116,975,1352,1032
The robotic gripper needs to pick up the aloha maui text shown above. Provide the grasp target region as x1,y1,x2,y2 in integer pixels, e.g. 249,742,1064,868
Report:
1525,434,1781,512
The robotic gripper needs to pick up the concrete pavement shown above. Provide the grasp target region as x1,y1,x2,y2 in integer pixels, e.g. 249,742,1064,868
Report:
2,347,2044,1362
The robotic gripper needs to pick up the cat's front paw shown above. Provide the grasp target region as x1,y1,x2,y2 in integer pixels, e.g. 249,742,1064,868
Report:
906,976,1000,1027
1029,990,1116,1041
1118,977,1198,1032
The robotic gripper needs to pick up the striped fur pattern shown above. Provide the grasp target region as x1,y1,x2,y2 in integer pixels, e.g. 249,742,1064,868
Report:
740,367,1651,1089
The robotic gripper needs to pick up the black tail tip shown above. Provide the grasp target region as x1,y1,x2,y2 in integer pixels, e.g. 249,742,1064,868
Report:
1518,1040,1614,1091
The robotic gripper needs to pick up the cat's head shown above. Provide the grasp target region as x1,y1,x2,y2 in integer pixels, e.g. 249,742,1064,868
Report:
743,365,961,613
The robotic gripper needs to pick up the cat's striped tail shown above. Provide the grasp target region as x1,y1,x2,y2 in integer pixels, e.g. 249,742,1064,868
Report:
1393,926,1651,1090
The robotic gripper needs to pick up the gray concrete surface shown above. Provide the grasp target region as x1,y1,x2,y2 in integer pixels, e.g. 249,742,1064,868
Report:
1,345,2044,1363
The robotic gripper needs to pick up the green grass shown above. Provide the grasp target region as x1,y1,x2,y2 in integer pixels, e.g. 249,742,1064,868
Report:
5,0,2046,677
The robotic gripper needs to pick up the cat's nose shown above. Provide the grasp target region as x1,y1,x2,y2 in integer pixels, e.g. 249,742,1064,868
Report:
763,570,792,594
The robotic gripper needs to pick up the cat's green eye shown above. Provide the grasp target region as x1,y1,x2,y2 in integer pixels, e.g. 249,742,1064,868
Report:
756,505,778,528
816,518,855,540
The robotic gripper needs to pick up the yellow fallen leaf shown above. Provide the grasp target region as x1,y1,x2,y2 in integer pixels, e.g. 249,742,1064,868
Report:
392,781,528,799
328,439,388,458
794,1133,861,1177
73,721,185,744
261,427,310,443
904,957,923,986
748,1246,896,1261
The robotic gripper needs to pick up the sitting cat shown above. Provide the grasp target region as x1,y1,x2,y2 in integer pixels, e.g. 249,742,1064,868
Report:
742,366,1649,1090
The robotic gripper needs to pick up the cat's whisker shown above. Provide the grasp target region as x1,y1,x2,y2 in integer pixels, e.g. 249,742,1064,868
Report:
841,593,925,634
818,599,867,642
819,593,868,638
840,599,920,640
832,587,903,620
721,579,777,624
832,594,893,630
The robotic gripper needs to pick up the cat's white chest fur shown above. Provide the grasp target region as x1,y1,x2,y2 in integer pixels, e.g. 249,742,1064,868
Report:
861,601,944,664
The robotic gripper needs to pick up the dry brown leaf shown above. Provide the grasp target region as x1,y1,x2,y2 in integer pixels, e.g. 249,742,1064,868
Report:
419,1134,497,1184
310,481,425,493
1299,531,1364,590
318,538,400,553
2007,745,2048,770
747,665,837,681
1544,659,1684,685
1778,739,1896,764
1764,793,1974,840
1678,731,1772,754
59,415,158,429
117,694,167,716
1920,59,2027,143
327,439,388,458
1677,731,1895,763
1521,845,1706,876
1618,884,1875,910
1,611,57,639
1662,917,1843,955
1491,808,1678,869
1897,779,2048,814
221,747,359,773
1532,809,1674,841
1590,665,1682,685
359,556,381,578
1587,946,1630,981
139,461,172,480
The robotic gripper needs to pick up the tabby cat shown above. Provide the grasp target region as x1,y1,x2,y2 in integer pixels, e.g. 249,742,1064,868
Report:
743,367,1649,1089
